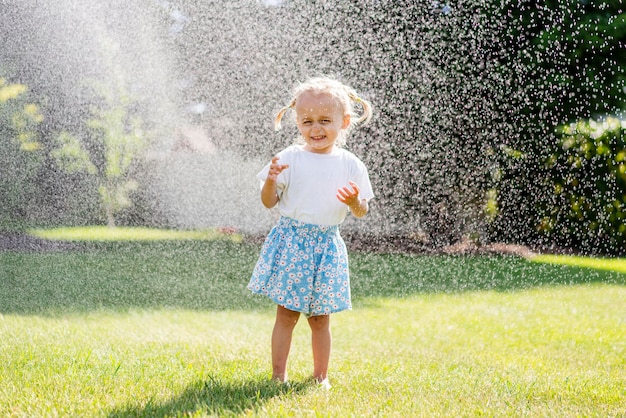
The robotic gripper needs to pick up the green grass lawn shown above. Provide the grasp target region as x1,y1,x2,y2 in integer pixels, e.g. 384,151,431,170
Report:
1,233,625,417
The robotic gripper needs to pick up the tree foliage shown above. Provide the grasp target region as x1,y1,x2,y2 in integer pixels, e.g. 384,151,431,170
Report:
507,0,625,124
493,0,626,251
538,118,626,253
52,79,148,227
0,77,44,229
1,0,624,248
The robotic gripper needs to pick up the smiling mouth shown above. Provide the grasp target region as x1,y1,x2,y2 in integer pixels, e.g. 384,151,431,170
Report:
311,136,326,141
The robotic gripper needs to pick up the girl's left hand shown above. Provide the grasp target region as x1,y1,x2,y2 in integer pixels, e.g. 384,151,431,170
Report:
336,181,360,206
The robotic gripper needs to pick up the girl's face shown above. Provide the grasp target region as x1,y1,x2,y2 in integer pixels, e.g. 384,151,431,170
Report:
295,91,350,154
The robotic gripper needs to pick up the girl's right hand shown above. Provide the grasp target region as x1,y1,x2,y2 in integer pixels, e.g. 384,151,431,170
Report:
267,156,289,182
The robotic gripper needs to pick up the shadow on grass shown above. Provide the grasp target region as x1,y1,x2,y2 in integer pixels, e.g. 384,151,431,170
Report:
349,251,626,297
1,240,625,315
107,375,312,417
0,240,261,315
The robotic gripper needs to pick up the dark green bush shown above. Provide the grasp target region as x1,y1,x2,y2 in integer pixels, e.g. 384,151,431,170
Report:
538,118,626,254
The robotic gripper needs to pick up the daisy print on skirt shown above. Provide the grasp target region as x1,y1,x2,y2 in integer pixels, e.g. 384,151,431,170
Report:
248,217,351,317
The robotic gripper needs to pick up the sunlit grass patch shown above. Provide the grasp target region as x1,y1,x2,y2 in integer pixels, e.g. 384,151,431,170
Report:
2,241,625,416
28,226,242,242
530,254,626,274
1,286,624,417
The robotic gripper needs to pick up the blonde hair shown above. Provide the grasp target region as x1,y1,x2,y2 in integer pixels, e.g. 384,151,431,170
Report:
274,77,373,146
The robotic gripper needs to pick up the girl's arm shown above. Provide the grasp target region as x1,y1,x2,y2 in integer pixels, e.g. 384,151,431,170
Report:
261,179,280,208
261,156,289,208
348,198,369,218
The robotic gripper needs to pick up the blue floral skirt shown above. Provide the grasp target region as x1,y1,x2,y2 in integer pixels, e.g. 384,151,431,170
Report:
248,216,351,316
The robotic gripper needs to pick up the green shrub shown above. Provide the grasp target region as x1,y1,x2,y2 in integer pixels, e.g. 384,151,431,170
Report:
539,117,626,254
0,78,44,230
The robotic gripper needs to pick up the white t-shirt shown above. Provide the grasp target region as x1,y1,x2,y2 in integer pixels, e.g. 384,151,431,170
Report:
257,145,374,226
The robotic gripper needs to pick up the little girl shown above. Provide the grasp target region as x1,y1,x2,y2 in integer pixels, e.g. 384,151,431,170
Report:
248,77,374,388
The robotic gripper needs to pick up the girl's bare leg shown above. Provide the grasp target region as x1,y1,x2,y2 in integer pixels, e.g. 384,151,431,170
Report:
307,314,331,382
271,305,300,382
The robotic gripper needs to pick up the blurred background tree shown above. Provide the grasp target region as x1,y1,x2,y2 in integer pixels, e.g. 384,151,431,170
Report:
0,78,44,230
493,0,626,253
52,79,148,227
0,0,624,253
538,118,626,253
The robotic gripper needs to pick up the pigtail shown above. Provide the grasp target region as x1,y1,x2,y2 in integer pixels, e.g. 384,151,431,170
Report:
274,99,296,131
347,92,373,126
355,95,373,126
